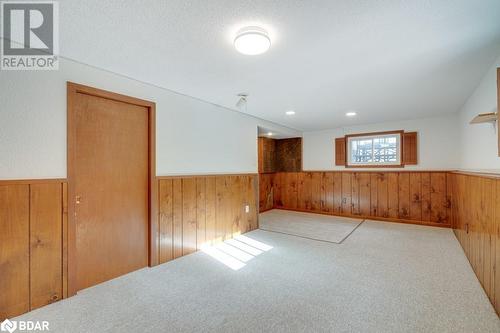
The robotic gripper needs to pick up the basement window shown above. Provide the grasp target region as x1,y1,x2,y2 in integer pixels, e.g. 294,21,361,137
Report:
346,131,403,167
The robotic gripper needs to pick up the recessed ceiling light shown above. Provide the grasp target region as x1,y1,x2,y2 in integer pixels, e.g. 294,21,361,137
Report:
346,112,357,117
234,26,271,55
267,132,273,136
285,110,296,116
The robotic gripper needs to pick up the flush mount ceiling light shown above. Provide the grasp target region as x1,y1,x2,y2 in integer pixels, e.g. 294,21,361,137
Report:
267,132,273,136
346,111,357,117
234,26,271,55
285,110,296,116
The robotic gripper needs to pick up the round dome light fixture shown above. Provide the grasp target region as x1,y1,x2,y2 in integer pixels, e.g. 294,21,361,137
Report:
234,26,271,55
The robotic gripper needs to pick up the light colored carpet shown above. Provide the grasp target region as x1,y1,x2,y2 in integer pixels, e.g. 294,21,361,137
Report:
259,209,363,243
14,216,500,332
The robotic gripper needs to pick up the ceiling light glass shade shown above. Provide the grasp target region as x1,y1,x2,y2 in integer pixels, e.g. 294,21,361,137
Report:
286,110,296,115
346,112,357,117
234,27,271,55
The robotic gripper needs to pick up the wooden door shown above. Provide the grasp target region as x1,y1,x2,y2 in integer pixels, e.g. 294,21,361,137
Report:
73,91,149,291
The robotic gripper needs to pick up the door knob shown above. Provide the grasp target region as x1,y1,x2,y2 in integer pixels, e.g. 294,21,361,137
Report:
76,196,81,204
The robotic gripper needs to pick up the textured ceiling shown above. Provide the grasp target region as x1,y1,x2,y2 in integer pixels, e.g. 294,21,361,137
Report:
60,0,500,131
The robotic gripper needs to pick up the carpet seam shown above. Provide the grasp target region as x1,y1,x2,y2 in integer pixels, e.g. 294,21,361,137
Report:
337,219,365,244
258,219,364,245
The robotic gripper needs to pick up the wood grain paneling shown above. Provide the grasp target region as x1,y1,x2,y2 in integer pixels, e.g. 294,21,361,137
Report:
159,179,173,263
377,173,388,218
266,171,451,227
258,137,302,173
182,178,197,255
283,172,298,209
196,178,207,250
231,176,243,237
351,173,360,215
245,175,258,232
205,178,217,245
387,173,399,219
157,174,259,265
61,183,68,299
0,180,66,321
311,172,322,211
430,173,448,224
496,180,500,313
341,173,352,215
409,173,422,221
421,173,432,221
321,172,334,213
259,173,274,212
333,173,342,214
30,183,63,310
298,172,312,211
275,138,302,172
358,173,371,216
172,179,183,259
450,172,500,315
398,173,410,219
216,176,230,241
370,174,379,216
0,185,30,320
258,137,276,173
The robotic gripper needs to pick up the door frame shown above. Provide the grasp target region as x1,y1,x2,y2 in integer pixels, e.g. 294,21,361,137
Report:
67,82,158,296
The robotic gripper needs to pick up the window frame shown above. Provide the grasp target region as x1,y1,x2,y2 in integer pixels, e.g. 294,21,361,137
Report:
344,130,404,168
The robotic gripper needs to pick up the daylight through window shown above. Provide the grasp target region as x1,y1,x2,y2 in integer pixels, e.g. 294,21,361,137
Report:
347,132,402,166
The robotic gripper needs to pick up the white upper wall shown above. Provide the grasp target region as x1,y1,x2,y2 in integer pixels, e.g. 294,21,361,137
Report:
458,55,500,172
0,58,299,179
2,55,498,179
303,115,459,171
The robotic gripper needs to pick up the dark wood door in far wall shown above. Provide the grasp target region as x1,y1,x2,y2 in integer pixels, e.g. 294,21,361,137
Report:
74,92,149,291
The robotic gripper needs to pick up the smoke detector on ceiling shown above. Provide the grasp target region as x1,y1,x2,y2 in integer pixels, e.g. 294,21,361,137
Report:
236,93,248,108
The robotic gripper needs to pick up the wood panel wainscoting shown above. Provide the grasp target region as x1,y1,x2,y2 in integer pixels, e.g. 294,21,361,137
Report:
1,174,258,319
260,171,452,227
0,179,68,320
449,172,500,315
259,173,274,213
157,174,259,264
258,137,276,173
259,170,500,314
257,137,302,173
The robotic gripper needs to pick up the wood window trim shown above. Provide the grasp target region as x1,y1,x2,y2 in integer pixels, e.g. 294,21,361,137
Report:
66,82,157,297
344,130,405,168
403,132,418,165
335,137,346,166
